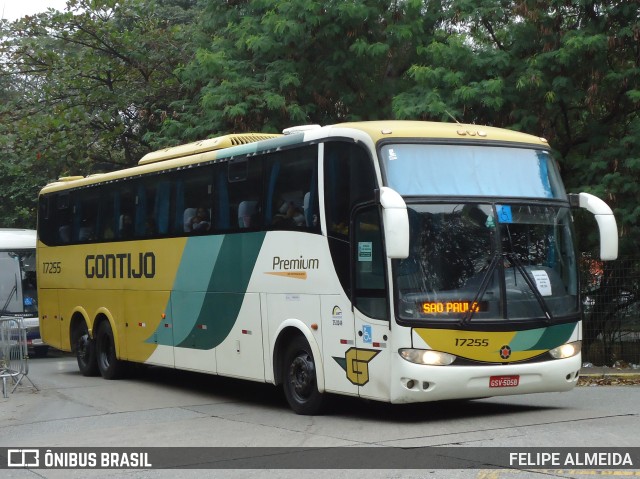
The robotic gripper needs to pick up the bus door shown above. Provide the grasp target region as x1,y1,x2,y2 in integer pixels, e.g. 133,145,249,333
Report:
321,141,388,398
352,205,391,401
319,206,391,401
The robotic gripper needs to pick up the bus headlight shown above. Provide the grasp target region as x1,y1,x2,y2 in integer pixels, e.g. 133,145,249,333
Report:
399,349,456,366
549,341,581,359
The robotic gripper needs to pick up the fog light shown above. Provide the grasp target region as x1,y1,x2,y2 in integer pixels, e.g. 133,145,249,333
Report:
549,341,581,359
399,349,456,365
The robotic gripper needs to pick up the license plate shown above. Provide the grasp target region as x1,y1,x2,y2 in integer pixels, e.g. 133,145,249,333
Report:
489,375,520,388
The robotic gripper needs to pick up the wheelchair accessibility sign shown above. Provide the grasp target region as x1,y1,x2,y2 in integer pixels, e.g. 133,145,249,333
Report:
362,325,372,344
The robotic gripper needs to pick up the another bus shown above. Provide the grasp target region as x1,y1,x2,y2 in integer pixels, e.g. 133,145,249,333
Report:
37,121,618,414
1,228,48,357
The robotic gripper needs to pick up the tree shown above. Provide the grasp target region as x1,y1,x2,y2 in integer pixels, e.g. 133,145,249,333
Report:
155,0,439,141
0,0,202,227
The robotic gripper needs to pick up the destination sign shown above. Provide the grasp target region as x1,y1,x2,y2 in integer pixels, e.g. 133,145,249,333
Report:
420,301,487,314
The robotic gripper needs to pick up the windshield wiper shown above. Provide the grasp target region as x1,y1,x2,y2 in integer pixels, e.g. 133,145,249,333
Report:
460,253,501,326
1,280,17,315
506,253,554,322
460,252,555,325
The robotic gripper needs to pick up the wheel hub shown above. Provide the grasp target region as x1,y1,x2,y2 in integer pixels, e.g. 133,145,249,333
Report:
77,334,90,360
290,355,314,397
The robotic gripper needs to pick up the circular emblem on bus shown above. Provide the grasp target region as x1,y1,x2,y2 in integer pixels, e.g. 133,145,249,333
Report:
499,345,512,359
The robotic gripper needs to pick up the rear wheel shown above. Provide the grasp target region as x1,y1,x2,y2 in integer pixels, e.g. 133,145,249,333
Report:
95,320,125,379
75,323,99,376
282,336,325,415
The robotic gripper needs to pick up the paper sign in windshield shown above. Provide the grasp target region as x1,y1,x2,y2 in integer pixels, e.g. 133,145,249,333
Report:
531,270,552,296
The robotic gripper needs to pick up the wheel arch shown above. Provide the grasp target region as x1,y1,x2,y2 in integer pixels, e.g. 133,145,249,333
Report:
272,320,325,393
92,309,122,359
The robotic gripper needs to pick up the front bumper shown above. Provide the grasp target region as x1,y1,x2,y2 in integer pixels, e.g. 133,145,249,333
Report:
390,353,581,404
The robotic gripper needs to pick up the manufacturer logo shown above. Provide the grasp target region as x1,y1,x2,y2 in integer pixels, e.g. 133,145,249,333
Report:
333,348,380,386
499,345,512,359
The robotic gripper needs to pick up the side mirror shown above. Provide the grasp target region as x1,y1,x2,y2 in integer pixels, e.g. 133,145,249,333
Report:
569,192,618,261
378,187,409,259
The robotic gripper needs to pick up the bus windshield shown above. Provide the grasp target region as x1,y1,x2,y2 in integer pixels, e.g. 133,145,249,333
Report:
395,203,579,324
0,250,38,316
380,144,566,199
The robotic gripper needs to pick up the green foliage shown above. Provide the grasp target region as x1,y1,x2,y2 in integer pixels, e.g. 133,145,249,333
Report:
0,0,202,227
154,0,435,140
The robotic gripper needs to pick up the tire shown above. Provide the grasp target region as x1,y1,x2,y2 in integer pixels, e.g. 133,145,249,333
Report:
95,320,125,380
75,323,99,377
282,336,325,415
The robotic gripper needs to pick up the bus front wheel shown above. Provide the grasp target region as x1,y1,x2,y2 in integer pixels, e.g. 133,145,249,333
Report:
75,323,99,377
95,321,125,380
282,336,325,415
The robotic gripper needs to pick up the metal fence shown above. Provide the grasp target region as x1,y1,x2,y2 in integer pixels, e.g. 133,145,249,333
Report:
0,316,37,398
580,255,640,366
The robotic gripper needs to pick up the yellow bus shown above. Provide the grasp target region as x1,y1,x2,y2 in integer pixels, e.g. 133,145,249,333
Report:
37,121,618,414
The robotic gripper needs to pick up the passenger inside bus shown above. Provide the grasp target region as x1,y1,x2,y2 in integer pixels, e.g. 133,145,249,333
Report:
119,214,133,238
272,199,305,228
78,217,94,241
184,207,211,233
238,200,259,228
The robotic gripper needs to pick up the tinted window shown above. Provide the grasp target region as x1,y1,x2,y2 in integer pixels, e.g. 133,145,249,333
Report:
324,141,377,296
324,142,377,239
264,146,318,231
37,144,321,245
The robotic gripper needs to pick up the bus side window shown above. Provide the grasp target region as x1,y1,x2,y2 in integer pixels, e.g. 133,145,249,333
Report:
37,194,59,246
214,167,230,230
96,189,117,241
134,183,151,237
134,179,170,238
226,157,263,231
74,191,99,243
265,146,317,231
324,141,377,297
155,181,171,235
324,142,377,238
118,188,136,239
56,193,72,244
176,166,214,235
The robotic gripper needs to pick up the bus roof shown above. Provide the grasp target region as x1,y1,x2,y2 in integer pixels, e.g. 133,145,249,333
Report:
39,121,549,194
0,229,36,250
327,120,549,146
